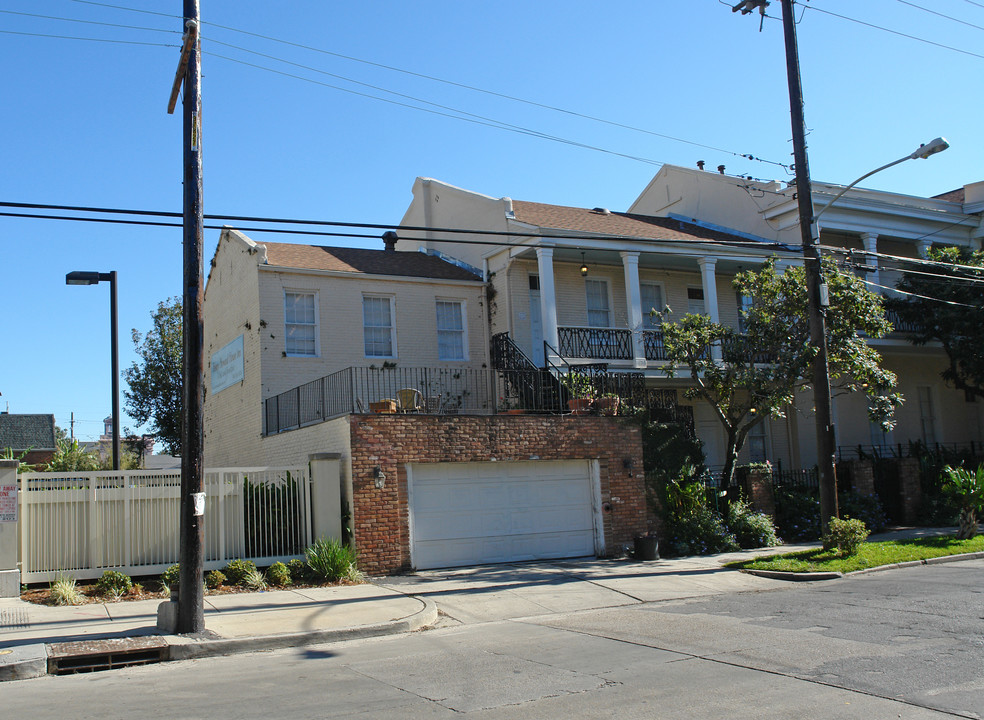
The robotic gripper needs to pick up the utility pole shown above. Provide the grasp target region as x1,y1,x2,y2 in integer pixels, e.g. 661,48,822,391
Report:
734,0,838,529
778,0,838,530
168,0,205,634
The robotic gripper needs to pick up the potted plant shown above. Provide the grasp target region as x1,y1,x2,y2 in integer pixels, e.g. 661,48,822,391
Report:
594,392,621,416
498,396,525,415
563,372,595,415
369,399,397,414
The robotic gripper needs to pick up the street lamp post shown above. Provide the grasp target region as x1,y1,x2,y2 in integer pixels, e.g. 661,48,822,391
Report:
66,270,120,471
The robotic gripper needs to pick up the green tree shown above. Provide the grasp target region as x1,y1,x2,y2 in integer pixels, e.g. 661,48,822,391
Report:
124,297,183,456
661,257,900,488
886,246,984,401
45,437,101,472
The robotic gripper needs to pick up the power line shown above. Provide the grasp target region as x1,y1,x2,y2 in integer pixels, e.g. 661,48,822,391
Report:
894,0,984,32
803,4,984,60
68,0,179,20
861,277,981,308
0,8,178,35
0,29,176,47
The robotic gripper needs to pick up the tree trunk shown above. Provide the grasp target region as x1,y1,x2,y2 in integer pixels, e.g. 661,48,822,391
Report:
956,508,978,540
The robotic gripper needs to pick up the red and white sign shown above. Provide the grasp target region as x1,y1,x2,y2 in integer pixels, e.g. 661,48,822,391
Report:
0,484,16,523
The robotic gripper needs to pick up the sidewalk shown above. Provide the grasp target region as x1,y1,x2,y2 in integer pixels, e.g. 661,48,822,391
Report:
0,527,960,681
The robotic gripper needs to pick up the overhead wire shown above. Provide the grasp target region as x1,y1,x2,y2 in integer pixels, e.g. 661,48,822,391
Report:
0,29,176,47
893,0,984,32
0,8,179,35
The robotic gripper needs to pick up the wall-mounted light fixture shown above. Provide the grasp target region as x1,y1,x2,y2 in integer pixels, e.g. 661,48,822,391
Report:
373,465,386,489
580,252,589,277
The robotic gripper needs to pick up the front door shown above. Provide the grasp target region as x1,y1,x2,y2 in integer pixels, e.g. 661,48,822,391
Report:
529,285,544,366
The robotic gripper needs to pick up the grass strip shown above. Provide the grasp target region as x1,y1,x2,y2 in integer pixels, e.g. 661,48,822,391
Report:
726,534,984,574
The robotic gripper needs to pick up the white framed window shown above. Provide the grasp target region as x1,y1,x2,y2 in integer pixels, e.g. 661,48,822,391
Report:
284,290,318,357
585,278,611,327
436,299,467,361
687,287,706,315
640,282,664,328
363,295,396,358
736,292,754,333
748,422,768,463
869,420,895,449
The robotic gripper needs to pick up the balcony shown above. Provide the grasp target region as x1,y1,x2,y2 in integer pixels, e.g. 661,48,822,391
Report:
884,308,920,334
558,326,632,360
643,329,668,361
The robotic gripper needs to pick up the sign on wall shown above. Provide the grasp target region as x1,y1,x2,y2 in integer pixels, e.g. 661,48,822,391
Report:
210,334,244,394
0,482,16,523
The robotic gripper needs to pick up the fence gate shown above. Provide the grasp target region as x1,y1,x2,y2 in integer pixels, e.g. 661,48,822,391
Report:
19,466,312,583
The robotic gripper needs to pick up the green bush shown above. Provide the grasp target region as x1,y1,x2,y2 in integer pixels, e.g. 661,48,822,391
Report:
49,574,86,606
838,491,887,533
95,570,133,598
942,464,984,539
205,570,226,589
726,498,780,549
661,506,739,557
223,559,259,586
287,558,310,584
774,487,822,542
305,538,360,582
161,564,181,590
266,561,291,587
823,516,870,555
242,567,268,590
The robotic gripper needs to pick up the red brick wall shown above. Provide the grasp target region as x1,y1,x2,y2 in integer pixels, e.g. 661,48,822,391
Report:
347,414,646,575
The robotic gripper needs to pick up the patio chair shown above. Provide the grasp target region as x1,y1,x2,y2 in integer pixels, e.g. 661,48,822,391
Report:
397,388,423,413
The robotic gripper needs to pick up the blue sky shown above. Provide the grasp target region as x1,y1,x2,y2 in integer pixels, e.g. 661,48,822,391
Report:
0,0,979,443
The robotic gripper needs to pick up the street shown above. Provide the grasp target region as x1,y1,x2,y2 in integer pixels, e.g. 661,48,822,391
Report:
2,560,981,719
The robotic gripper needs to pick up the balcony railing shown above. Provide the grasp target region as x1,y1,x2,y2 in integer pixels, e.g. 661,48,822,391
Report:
884,308,920,334
558,326,632,360
642,329,668,361
264,366,494,435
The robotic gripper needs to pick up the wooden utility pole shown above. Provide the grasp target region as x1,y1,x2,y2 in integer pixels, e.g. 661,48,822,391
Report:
170,0,205,634
778,0,838,530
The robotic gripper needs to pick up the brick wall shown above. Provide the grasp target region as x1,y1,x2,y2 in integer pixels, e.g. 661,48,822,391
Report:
347,414,646,575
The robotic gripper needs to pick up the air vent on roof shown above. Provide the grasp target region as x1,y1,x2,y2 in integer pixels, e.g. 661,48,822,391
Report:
590,207,611,215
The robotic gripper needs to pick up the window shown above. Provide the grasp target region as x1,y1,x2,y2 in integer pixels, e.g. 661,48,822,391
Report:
585,279,611,327
736,292,754,333
869,420,894,449
687,287,705,315
918,386,937,445
284,291,317,356
748,422,768,463
640,283,664,328
436,300,466,360
363,295,395,358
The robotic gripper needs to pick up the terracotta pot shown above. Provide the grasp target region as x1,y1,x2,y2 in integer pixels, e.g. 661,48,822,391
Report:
369,400,397,414
568,398,593,415
595,397,620,416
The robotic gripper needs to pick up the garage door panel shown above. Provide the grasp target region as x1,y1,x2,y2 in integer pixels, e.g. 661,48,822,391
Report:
410,461,599,570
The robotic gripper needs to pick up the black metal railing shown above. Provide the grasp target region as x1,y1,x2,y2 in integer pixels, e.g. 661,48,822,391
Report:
642,329,668,361
720,335,774,364
558,326,633,360
883,308,920,334
491,331,539,372
264,365,495,435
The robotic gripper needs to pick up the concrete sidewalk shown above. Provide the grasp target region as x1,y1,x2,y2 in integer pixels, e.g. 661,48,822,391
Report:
0,527,961,681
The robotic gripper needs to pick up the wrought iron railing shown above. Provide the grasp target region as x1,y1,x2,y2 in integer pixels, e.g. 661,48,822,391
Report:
642,329,668,361
558,326,633,360
883,308,920,334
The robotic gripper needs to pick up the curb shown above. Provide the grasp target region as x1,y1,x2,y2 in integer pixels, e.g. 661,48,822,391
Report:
741,550,984,582
0,597,438,682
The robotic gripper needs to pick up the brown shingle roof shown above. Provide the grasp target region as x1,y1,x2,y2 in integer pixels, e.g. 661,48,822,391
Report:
932,188,965,203
510,201,762,244
261,242,481,281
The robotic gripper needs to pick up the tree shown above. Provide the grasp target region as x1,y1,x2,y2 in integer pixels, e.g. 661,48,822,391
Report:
45,437,101,472
661,258,900,488
124,297,183,456
886,246,984,401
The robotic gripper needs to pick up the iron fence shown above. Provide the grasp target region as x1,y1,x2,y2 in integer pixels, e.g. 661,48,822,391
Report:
558,326,633,360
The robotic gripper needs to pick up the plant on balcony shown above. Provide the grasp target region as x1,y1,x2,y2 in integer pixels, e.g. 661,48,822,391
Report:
563,371,595,414
594,392,621,416
661,257,900,489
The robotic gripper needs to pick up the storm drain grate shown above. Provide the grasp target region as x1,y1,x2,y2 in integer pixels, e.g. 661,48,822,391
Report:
47,636,168,675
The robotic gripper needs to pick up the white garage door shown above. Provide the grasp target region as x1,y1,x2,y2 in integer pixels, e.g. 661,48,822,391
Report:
409,460,600,570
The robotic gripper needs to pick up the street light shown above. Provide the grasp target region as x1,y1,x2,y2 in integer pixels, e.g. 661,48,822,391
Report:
66,270,120,471
814,138,949,222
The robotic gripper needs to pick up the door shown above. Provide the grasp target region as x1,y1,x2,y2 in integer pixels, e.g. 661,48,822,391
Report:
409,460,600,570
529,284,544,366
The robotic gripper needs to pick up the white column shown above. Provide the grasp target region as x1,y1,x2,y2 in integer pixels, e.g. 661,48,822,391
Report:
620,251,646,368
697,257,721,360
536,246,560,355
860,232,880,289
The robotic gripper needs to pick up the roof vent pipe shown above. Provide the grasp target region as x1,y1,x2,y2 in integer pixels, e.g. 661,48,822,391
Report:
717,165,726,174
697,160,705,170
382,231,398,252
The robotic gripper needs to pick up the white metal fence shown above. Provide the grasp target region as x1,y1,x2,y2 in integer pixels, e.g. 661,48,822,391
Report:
19,466,311,583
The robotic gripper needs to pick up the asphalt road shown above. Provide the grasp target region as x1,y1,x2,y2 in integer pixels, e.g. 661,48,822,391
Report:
2,560,980,719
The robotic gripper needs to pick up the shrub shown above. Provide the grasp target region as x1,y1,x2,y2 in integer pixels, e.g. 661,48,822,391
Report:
95,570,133,598
942,464,984,539
726,498,781,548
823,516,870,555
305,537,360,582
205,570,226,589
242,567,268,590
774,487,821,542
287,558,310,584
223,559,258,586
266,562,291,588
661,506,739,557
838,491,887,533
161,564,181,590
49,574,86,606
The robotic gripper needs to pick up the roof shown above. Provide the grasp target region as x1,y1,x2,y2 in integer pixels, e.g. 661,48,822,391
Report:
510,200,767,245
932,188,965,203
0,414,56,451
261,242,482,281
